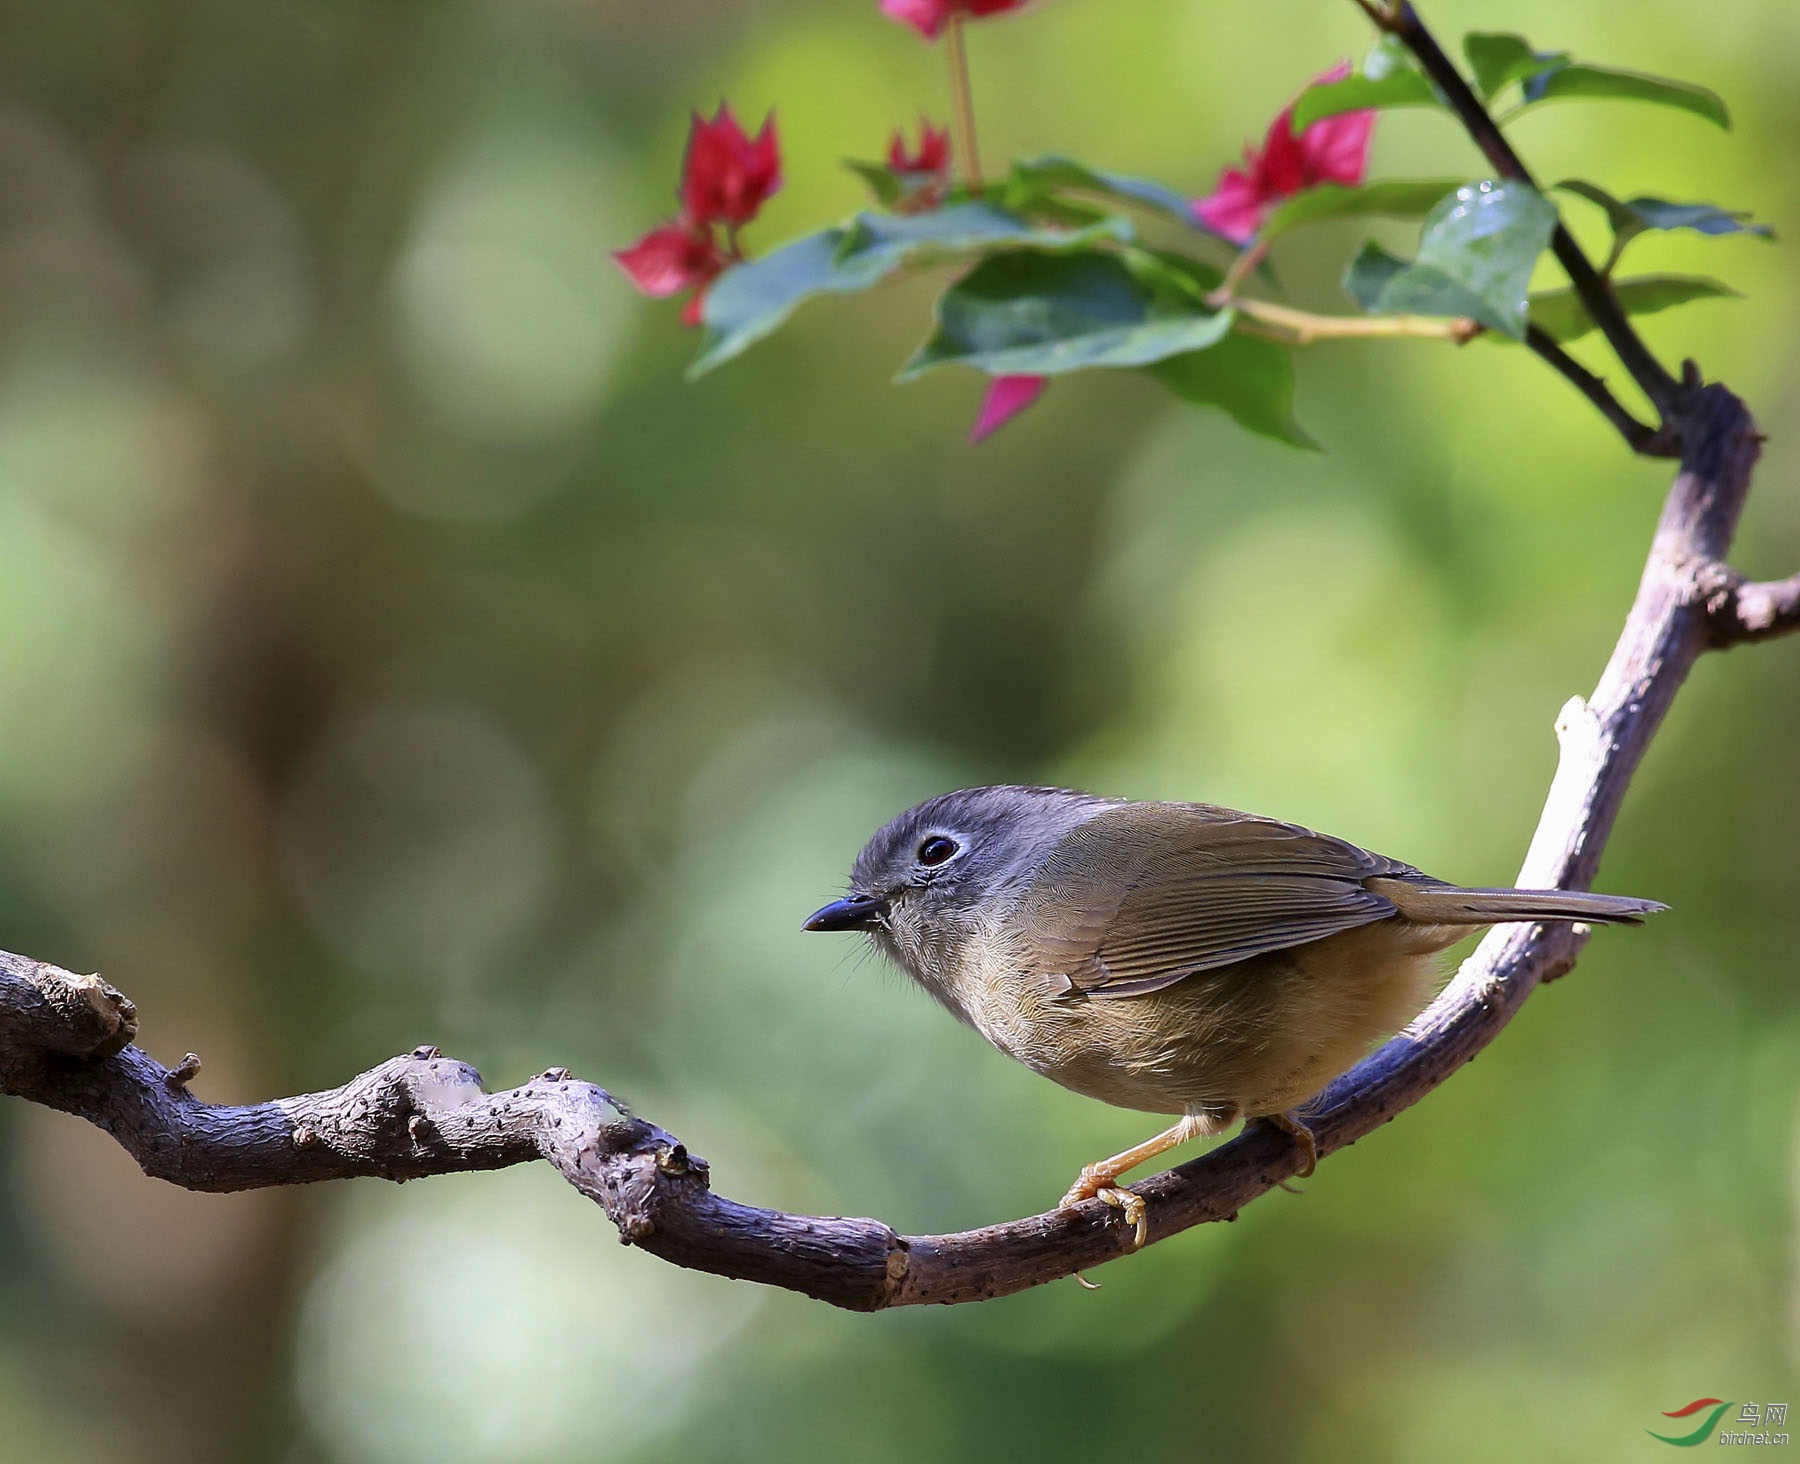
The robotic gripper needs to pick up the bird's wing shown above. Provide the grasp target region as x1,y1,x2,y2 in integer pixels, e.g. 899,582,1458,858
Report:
1017,802,1415,999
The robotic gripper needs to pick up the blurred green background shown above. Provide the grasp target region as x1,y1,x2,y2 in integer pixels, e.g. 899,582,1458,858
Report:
0,0,1795,1460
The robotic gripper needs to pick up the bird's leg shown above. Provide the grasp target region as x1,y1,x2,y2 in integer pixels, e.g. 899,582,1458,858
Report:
1261,1110,1318,1183
1059,1109,1229,1252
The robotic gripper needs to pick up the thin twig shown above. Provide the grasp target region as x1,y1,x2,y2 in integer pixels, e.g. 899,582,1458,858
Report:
1704,569,1800,646
1365,2,1685,425
945,15,982,192
1225,296,1478,345
1525,325,1677,457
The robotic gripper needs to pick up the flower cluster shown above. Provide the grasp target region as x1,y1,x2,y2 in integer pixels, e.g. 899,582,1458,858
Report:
969,66,1372,443
880,0,1030,42
886,120,953,212
1194,63,1374,243
614,11,1377,445
615,105,781,326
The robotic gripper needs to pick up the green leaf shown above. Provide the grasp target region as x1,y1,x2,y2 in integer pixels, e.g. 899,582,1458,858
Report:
1007,155,1220,237
1145,337,1316,449
1361,34,1417,83
1343,242,1410,304
1557,180,1772,241
1009,193,1114,230
1462,32,1566,100
690,204,1129,377
691,228,887,377
1520,62,1729,129
1552,179,1646,240
1290,71,1440,131
1133,248,1223,299
844,159,902,207
1527,274,1741,343
901,249,1235,379
1341,179,1558,338
1463,32,1731,128
1624,198,1771,237
1258,179,1468,245
836,201,1128,262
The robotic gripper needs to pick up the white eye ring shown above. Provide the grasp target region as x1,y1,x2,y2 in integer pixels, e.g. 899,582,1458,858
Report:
917,834,960,868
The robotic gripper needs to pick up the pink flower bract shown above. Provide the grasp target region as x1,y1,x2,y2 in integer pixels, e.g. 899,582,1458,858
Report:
681,105,781,229
887,120,952,176
969,375,1047,443
881,0,1031,42
613,221,727,328
886,119,952,211
1193,62,1375,243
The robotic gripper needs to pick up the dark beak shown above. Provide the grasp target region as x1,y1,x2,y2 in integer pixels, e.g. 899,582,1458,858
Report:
803,893,886,932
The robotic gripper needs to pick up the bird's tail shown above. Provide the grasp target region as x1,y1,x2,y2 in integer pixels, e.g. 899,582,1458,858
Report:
1368,877,1667,927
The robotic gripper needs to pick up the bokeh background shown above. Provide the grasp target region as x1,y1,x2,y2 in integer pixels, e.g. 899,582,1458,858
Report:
0,0,1795,1459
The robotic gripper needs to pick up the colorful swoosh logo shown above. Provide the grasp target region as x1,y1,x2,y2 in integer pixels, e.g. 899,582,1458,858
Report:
1649,1399,1732,1446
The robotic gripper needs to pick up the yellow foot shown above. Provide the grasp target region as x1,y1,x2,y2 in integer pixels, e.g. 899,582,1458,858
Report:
1059,1170,1149,1252
1261,1111,1318,1184
1097,1185,1148,1251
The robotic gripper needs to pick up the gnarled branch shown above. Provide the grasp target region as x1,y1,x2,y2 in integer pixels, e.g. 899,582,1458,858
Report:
0,384,1780,1311
1704,569,1800,646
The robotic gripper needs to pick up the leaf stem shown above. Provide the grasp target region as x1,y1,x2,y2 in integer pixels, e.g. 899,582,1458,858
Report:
1227,295,1479,345
1524,326,1677,456
945,15,983,192
1218,241,1270,300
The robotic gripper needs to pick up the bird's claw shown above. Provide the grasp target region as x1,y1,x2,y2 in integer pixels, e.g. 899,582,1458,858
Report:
1059,1171,1148,1253
1262,1111,1318,1184
1096,1185,1148,1251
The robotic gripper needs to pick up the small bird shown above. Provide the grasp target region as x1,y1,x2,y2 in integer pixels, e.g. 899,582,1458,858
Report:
805,785,1663,1248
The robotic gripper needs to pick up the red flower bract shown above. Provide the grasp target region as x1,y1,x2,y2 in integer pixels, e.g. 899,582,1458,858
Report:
886,119,952,212
1193,62,1375,244
615,100,781,329
888,120,951,176
969,374,1047,443
613,221,727,328
681,105,781,229
881,0,1030,42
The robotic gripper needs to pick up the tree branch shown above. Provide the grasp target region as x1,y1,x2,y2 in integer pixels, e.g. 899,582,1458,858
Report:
1703,569,1800,646
0,387,1778,1310
1372,2,1685,427
1525,326,1676,458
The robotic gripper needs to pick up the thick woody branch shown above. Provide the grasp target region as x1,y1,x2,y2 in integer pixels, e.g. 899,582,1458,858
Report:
1704,570,1800,646
0,388,1773,1311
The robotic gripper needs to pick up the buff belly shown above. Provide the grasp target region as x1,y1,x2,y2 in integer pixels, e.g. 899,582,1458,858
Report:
957,919,1447,1119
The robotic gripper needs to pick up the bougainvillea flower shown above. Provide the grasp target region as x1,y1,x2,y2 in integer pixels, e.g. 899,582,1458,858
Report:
1193,62,1375,243
680,105,781,228
969,374,1047,443
886,120,952,211
613,221,727,327
888,120,951,176
881,0,1031,42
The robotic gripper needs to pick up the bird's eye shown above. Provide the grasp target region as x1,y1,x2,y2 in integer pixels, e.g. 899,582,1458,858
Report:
917,835,959,867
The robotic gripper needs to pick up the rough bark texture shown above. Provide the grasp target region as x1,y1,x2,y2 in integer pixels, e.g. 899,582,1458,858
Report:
1,383,1784,1311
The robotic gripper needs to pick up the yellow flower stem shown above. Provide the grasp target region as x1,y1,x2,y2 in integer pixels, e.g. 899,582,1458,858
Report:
1225,294,1480,346
1216,241,1269,301
945,15,983,191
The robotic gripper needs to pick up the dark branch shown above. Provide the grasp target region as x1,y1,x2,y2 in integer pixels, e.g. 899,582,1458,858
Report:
1374,2,1685,426
1525,326,1676,458
1704,569,1800,646
0,387,1771,1311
